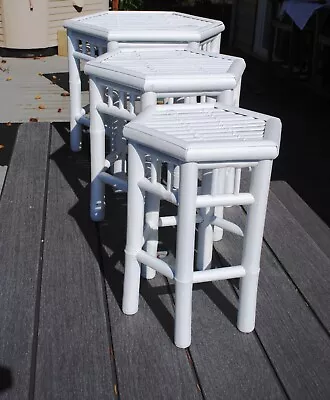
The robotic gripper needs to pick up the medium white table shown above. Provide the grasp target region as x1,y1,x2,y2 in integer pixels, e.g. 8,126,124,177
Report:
84,47,245,277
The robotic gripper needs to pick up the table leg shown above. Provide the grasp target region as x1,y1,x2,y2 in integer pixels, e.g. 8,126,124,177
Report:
68,31,82,152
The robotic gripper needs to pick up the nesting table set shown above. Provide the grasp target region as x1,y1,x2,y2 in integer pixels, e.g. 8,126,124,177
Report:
64,11,282,348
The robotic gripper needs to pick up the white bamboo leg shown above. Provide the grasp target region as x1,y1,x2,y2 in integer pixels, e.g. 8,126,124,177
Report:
233,79,242,107
113,91,126,179
188,41,199,51
106,86,114,156
237,160,273,332
218,89,240,194
107,40,119,52
143,158,161,281
210,33,221,53
174,95,195,188
122,143,145,315
174,162,198,348
197,170,214,271
89,78,106,221
224,167,235,195
213,90,235,241
173,165,180,189
141,92,158,279
213,168,226,242
68,32,82,152
213,167,227,242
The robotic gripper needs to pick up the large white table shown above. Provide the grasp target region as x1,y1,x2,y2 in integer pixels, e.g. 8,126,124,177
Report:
64,11,225,151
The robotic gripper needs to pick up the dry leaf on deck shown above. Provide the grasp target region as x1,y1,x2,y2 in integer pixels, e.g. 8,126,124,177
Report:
5,122,12,126
35,95,42,100
29,117,39,122
38,104,46,110
6,77,12,81
61,92,70,97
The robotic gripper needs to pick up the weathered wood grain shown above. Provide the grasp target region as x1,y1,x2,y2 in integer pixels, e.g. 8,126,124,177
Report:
242,173,330,332
271,180,330,260
214,205,330,399
187,271,286,399
0,123,50,400
0,57,88,123
264,188,330,332
34,125,115,399
99,207,203,400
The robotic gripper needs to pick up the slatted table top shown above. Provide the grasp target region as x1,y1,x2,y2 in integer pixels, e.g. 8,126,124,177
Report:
64,11,224,42
84,49,246,93
124,103,281,162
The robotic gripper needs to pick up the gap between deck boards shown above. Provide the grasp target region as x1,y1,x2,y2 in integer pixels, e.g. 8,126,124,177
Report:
0,122,329,399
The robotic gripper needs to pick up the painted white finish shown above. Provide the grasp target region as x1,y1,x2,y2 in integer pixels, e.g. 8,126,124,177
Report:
84,48,244,93
121,102,282,348
64,11,225,42
85,49,245,236
66,11,224,151
124,104,280,162
85,47,245,254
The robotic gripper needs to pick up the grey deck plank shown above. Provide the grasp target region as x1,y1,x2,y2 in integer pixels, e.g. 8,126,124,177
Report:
101,206,284,399
241,173,330,332
214,205,330,400
0,56,82,123
34,125,115,399
0,123,50,400
188,273,286,399
271,180,330,260
99,210,202,400
264,189,330,332
157,222,285,399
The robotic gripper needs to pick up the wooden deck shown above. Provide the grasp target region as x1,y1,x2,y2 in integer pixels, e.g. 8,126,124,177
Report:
0,56,88,123
0,122,329,400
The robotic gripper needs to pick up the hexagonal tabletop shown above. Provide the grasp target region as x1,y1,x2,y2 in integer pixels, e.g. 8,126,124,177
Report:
123,103,280,163
84,48,245,93
64,11,224,42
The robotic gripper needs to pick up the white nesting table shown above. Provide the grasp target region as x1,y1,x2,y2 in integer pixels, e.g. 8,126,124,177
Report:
122,103,281,347
84,47,245,277
64,11,225,151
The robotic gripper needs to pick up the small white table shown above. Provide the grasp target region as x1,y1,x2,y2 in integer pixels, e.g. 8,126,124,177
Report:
64,11,225,151
121,102,281,348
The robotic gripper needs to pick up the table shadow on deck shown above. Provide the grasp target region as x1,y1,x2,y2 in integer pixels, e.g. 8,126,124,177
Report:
0,122,329,400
